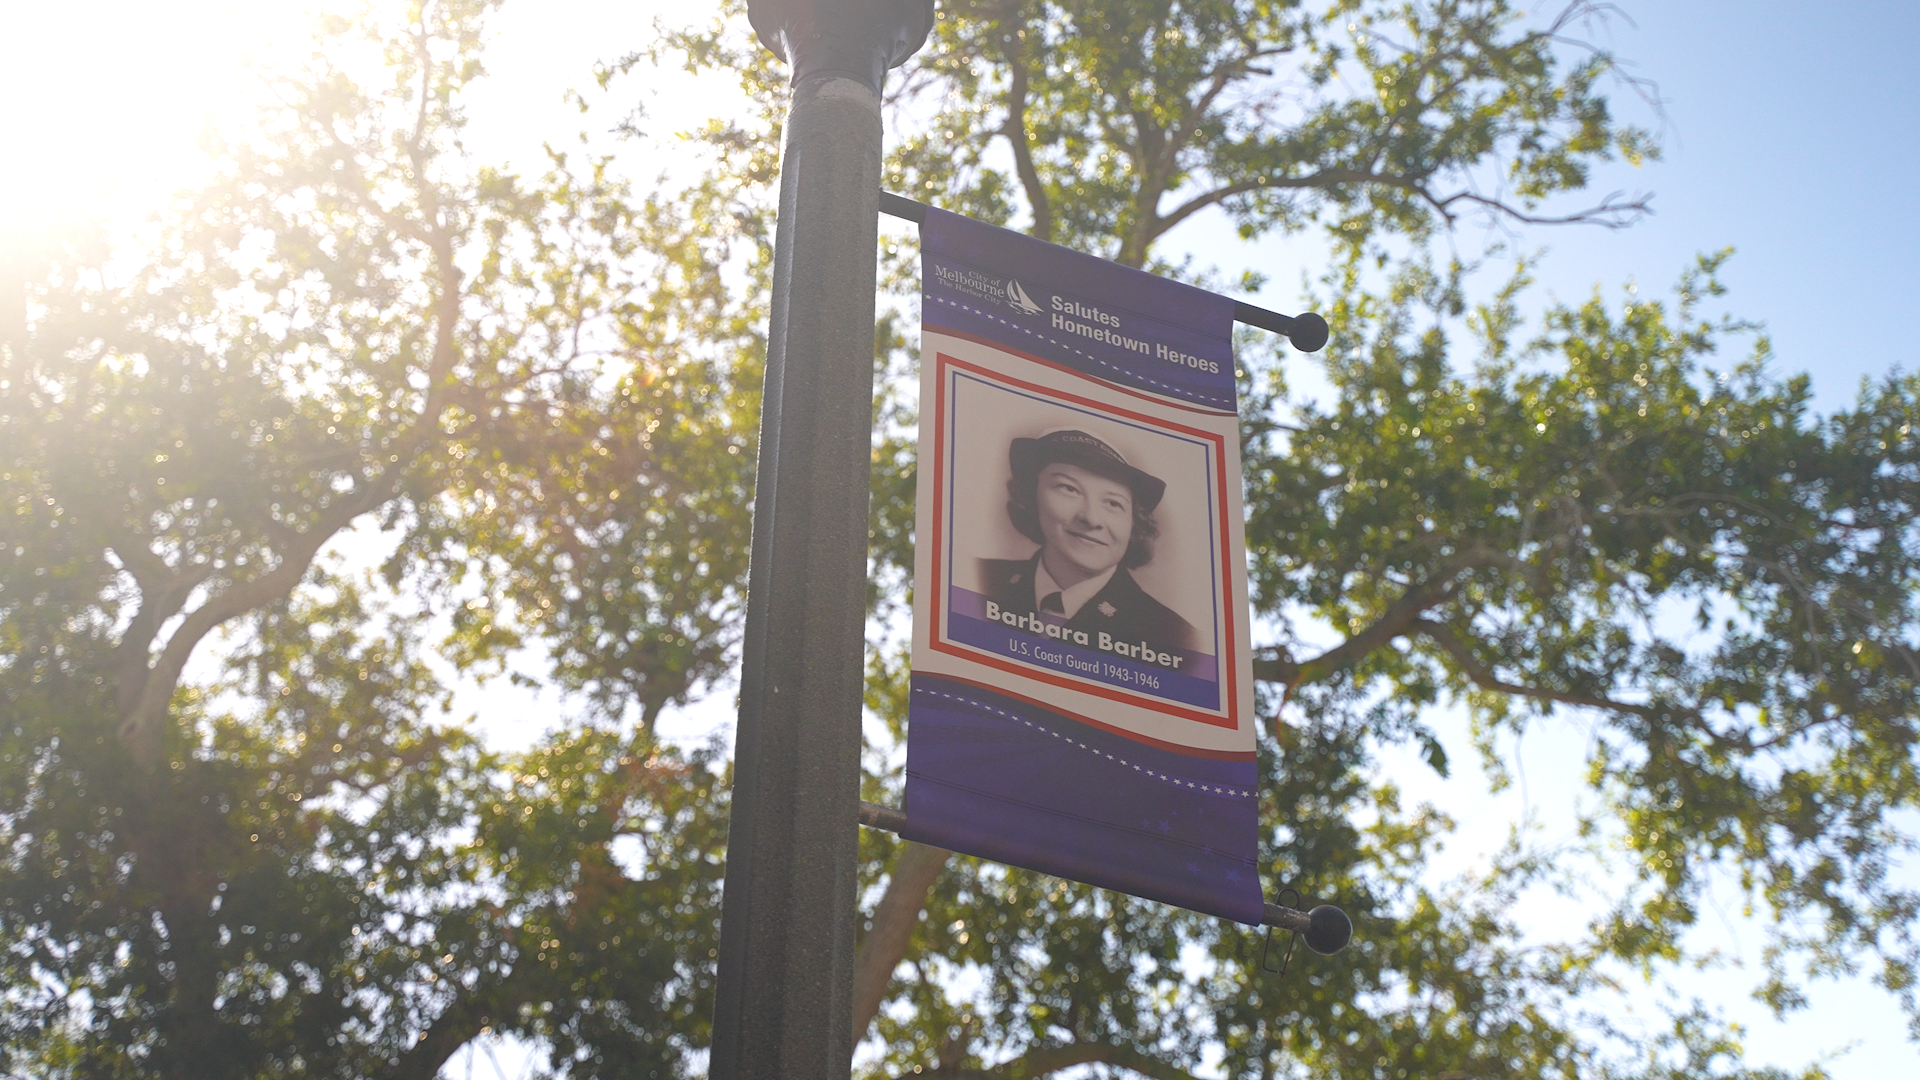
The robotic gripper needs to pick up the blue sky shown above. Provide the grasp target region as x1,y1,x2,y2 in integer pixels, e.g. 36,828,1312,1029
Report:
1514,0,1919,408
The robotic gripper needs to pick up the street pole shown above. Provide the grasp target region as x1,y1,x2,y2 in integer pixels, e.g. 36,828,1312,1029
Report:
712,3,935,1078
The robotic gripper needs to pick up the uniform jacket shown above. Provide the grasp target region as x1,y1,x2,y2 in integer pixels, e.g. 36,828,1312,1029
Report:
978,552,1202,656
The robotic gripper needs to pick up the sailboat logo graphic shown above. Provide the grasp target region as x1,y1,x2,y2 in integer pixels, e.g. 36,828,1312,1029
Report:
1005,278,1044,315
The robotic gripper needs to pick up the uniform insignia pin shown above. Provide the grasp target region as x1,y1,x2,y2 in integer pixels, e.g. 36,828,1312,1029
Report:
1098,601,1117,617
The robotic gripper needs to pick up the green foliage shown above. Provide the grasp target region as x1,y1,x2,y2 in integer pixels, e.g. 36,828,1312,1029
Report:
836,2,1917,1077
888,0,1653,266
4,1,1916,1078
2,1,758,1076
1249,251,1920,1016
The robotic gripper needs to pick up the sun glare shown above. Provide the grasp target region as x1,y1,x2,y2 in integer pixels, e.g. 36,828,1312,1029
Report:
0,0,747,253
0,0,332,246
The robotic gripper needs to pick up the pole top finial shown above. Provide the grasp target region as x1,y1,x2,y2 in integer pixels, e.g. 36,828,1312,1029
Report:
747,0,938,92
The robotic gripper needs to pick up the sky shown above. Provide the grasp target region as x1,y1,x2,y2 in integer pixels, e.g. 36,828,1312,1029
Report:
4,1,1918,1077
1518,0,1920,410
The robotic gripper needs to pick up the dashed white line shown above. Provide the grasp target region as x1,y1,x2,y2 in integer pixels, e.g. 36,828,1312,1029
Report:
931,295,1233,409
917,687,1255,800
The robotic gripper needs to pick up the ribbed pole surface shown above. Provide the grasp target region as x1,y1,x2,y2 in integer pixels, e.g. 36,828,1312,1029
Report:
708,71,882,1080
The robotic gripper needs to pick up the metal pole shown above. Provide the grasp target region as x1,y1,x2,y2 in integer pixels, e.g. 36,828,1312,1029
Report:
712,3,934,1078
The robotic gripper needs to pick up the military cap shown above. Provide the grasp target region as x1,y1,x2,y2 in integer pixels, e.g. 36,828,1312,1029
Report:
1009,429,1166,513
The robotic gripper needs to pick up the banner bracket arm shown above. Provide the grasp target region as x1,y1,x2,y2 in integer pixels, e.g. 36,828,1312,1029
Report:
879,189,928,223
877,191,1329,353
857,798,909,834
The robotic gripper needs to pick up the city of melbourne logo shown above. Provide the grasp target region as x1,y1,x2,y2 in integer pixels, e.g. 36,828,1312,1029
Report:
931,262,1044,318
1005,279,1043,315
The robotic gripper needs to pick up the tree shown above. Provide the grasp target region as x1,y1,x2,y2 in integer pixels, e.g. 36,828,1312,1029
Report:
881,0,1656,267
2,2,764,1076
5,1,1917,1079
744,0,1917,1074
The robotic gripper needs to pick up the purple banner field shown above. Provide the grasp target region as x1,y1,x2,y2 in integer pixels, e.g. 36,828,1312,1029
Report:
901,675,1264,924
909,206,1257,923
921,207,1237,412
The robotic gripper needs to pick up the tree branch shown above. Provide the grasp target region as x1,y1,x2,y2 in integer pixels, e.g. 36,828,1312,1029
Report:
1151,168,1381,245
114,95,470,769
109,545,214,718
114,476,406,766
995,5,1051,242
1432,188,1653,230
1251,559,1487,686
854,840,953,1038
1406,617,1840,754
1151,42,1293,191
388,951,535,1080
1410,617,1659,719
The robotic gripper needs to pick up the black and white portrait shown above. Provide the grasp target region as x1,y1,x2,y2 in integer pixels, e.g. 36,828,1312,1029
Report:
945,373,1220,661
977,428,1199,656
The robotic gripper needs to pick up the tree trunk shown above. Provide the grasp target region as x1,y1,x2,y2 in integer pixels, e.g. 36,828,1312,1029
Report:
852,841,953,1039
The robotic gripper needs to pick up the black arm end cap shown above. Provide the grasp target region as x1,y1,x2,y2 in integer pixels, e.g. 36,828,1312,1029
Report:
1289,312,1330,354
1303,904,1353,955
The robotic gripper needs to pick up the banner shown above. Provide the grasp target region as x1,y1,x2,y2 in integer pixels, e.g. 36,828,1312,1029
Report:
902,208,1262,925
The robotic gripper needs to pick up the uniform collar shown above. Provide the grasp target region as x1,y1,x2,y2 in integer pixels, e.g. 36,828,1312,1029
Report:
1033,554,1119,619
